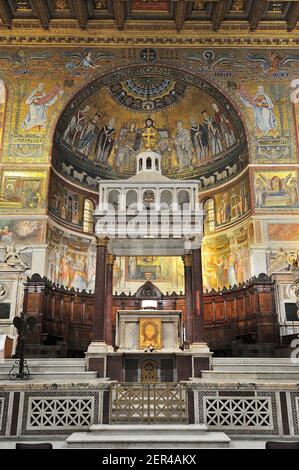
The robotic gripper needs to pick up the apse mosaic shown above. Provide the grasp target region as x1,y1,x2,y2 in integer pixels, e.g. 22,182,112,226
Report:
57,70,245,181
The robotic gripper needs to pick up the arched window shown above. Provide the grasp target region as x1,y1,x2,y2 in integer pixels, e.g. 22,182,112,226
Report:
146,157,152,170
178,190,190,206
126,189,138,209
0,80,6,152
108,190,119,210
83,199,95,233
160,190,172,207
204,198,215,233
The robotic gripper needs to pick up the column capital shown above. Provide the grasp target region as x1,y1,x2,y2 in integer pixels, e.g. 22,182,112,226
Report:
107,254,116,266
182,255,192,267
95,236,109,247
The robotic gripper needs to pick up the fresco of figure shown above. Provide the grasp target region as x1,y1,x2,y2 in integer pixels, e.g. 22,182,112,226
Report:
63,105,90,148
201,111,223,156
21,83,64,131
174,120,193,169
212,103,236,148
238,85,276,135
227,253,238,287
95,118,116,163
189,117,209,162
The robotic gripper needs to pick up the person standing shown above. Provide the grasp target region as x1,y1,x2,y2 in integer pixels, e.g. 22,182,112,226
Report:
95,118,116,163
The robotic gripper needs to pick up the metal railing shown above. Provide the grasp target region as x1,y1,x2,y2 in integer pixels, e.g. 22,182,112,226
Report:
110,382,188,424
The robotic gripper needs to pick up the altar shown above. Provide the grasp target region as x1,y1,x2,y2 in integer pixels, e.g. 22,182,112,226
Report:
116,309,183,353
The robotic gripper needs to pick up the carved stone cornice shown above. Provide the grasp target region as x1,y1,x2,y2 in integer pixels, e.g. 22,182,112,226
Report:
0,30,297,47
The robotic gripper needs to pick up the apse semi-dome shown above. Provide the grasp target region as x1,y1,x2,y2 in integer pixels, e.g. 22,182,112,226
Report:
53,66,248,190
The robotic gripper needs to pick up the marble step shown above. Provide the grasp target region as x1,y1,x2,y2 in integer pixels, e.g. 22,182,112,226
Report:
0,364,87,373
0,370,97,380
201,370,299,381
0,359,87,376
213,358,298,365
90,424,207,434
212,364,299,372
0,357,85,367
66,424,231,449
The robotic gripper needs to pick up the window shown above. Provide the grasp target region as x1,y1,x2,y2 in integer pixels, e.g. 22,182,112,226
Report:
204,198,215,233
285,303,298,322
0,303,10,320
83,199,94,233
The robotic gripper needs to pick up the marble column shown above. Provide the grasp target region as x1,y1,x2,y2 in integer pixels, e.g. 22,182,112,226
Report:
182,255,193,345
191,247,205,344
92,237,109,342
105,254,116,346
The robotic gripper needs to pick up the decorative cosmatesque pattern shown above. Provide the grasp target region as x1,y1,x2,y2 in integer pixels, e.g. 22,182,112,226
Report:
196,390,280,436
203,396,273,430
0,397,4,433
0,392,9,436
26,396,94,431
290,393,299,435
22,390,102,435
